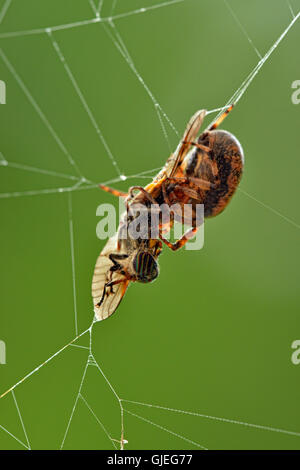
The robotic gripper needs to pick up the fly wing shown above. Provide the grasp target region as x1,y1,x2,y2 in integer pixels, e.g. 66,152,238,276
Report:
92,235,130,321
138,110,207,198
167,109,207,177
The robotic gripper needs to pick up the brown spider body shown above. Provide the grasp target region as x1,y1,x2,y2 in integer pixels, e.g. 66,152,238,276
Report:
161,129,244,222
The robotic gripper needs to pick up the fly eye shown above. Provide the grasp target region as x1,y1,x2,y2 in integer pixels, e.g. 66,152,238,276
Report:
133,252,159,283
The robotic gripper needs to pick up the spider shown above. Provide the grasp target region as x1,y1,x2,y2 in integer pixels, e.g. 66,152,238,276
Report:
92,105,244,320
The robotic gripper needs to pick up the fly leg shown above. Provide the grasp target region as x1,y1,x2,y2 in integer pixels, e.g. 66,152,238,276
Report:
96,279,127,308
109,253,129,273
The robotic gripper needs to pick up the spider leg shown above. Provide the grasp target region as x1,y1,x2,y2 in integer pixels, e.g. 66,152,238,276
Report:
99,184,128,198
208,104,234,131
187,176,216,190
167,176,215,191
181,141,211,152
127,186,157,204
159,226,198,251
126,186,157,219
162,180,171,205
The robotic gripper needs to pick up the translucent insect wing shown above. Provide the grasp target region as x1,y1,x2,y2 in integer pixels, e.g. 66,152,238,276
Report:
168,109,207,177
144,110,207,193
92,235,129,321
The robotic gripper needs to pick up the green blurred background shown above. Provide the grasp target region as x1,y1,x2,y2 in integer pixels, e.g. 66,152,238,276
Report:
0,0,300,450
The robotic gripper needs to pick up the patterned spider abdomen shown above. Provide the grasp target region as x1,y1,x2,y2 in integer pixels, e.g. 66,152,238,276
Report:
182,129,244,218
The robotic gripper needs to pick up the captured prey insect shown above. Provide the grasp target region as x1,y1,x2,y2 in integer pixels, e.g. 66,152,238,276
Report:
92,105,244,320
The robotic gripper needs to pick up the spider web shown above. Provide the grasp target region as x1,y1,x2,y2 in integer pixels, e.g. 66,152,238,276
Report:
0,0,300,450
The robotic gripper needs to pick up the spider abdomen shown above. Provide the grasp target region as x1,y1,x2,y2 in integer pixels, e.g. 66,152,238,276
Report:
181,129,244,218
203,130,244,217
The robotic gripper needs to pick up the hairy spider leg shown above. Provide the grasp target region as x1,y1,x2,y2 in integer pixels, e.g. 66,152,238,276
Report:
209,104,234,131
99,184,128,198
159,226,198,251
